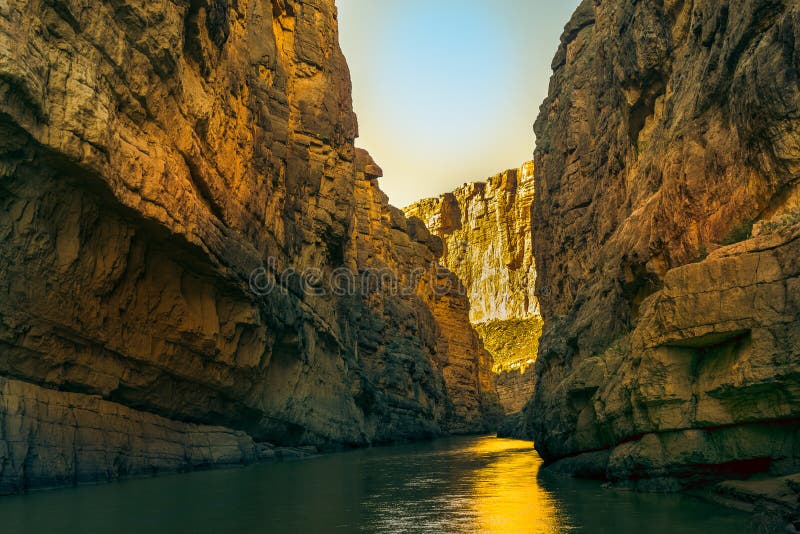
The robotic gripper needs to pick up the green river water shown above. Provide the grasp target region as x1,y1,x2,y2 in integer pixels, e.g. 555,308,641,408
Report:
0,436,748,533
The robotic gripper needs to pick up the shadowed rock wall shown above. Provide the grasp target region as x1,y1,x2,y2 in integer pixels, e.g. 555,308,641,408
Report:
529,0,800,488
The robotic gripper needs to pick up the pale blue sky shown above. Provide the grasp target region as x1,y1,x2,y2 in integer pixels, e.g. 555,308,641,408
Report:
338,0,581,206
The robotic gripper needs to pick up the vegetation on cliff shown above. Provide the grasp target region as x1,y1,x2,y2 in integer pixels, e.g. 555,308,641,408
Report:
474,317,542,374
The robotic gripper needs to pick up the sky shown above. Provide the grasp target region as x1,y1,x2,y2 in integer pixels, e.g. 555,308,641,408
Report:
337,0,582,207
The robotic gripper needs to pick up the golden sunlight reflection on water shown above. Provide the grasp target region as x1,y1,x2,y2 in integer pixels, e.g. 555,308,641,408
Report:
358,435,572,534
468,437,570,533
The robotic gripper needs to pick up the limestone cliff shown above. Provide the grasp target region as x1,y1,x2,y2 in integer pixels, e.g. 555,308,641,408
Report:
0,0,498,493
405,163,539,415
529,0,800,490
405,162,538,323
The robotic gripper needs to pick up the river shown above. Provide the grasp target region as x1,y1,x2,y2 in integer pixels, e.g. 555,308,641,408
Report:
0,436,747,533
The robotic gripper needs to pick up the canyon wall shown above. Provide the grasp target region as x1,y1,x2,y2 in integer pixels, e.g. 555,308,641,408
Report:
405,163,538,324
405,164,539,415
474,318,541,414
0,0,498,493
529,0,800,489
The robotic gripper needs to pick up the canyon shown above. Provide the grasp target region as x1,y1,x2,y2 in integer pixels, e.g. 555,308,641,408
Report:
0,0,798,527
0,0,498,493
528,0,800,518
405,163,541,416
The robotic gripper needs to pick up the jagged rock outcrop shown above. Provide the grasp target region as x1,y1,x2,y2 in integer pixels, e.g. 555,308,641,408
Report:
529,0,800,489
0,0,497,493
405,163,539,416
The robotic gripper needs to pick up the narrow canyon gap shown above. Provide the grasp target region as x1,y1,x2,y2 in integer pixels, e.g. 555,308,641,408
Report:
405,162,543,420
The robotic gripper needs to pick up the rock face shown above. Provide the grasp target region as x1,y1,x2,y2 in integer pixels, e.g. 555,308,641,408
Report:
494,366,536,416
405,162,538,323
529,0,800,488
0,376,259,495
0,0,498,493
405,163,540,415
474,318,541,413
347,156,501,435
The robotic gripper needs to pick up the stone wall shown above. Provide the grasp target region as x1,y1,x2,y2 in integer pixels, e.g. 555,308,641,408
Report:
0,376,259,494
405,162,538,324
495,368,535,415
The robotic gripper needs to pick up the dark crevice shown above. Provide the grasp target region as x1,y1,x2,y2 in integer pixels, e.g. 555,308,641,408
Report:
184,0,230,77
184,157,226,223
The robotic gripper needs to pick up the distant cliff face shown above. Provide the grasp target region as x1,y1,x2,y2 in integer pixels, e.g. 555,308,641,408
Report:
348,155,501,435
405,163,539,415
474,317,541,414
0,0,497,493
405,163,538,324
529,0,800,488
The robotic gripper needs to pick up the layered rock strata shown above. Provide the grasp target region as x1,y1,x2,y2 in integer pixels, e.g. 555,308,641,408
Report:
348,154,501,435
405,163,539,415
0,0,497,493
405,162,538,323
529,0,800,489
0,376,258,494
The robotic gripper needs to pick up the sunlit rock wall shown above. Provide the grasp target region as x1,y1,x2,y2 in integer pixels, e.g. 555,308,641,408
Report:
405,163,539,415
405,162,539,324
0,0,498,492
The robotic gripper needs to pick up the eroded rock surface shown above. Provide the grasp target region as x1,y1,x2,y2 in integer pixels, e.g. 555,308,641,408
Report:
0,376,259,494
0,0,498,492
405,163,540,416
529,0,800,488
405,162,538,324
